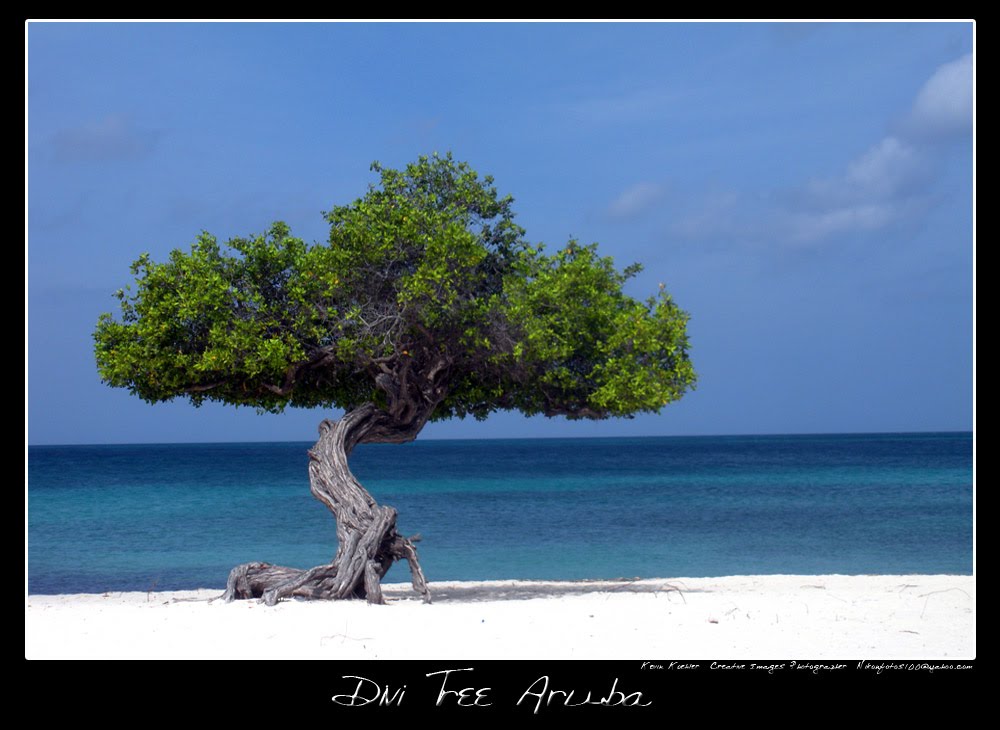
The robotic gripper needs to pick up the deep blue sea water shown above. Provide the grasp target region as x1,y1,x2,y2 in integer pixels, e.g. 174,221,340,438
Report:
27,433,973,594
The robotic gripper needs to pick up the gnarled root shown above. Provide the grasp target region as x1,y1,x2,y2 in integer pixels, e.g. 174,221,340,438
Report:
222,529,430,605
222,405,433,606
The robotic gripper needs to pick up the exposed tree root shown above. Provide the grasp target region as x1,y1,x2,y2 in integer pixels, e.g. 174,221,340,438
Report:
222,404,432,605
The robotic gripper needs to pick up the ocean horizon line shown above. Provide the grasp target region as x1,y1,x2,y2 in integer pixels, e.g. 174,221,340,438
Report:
27,428,974,449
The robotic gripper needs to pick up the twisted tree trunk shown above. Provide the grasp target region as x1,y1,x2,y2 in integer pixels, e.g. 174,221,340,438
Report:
221,403,431,605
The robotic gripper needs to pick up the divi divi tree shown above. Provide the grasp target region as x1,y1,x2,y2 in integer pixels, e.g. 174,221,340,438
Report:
94,154,696,605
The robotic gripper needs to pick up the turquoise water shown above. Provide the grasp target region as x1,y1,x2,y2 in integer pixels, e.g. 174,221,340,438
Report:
27,432,973,594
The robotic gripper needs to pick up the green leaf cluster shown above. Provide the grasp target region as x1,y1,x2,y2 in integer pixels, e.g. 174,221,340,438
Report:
95,153,696,420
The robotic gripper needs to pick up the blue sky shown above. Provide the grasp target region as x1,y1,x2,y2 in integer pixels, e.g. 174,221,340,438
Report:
27,21,974,444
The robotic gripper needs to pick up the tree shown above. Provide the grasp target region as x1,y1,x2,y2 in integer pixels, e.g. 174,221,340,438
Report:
94,154,696,605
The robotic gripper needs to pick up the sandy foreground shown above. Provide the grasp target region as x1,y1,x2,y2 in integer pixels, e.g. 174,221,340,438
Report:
25,575,974,660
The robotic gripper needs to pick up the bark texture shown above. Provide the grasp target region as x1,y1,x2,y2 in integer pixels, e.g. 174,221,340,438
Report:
222,403,431,605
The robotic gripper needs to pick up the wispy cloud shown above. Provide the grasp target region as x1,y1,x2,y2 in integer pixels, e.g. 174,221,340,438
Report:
608,182,664,219
786,136,929,243
672,54,971,247
783,202,903,244
50,114,159,163
816,136,923,203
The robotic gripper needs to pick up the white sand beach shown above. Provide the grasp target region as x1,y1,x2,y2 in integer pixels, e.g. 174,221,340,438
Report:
25,574,974,660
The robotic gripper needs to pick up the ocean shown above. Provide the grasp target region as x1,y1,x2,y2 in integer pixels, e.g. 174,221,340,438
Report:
27,432,973,595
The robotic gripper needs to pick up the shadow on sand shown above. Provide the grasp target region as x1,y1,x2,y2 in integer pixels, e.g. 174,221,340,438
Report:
382,578,703,603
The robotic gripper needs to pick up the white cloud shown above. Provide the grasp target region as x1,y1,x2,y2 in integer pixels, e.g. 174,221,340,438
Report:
780,136,929,244
784,203,897,244
608,182,664,218
844,137,920,197
802,136,924,209
905,54,972,140
671,138,930,246
669,53,971,248
784,56,972,242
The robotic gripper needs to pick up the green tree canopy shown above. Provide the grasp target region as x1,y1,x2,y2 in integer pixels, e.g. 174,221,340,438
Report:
95,154,695,430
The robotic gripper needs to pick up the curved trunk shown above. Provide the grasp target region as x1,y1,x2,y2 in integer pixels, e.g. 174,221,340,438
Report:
221,403,431,605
